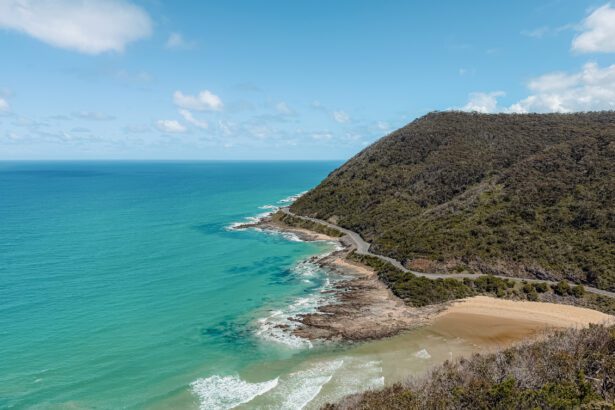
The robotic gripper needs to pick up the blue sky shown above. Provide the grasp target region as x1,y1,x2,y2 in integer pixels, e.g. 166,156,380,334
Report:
1,0,615,160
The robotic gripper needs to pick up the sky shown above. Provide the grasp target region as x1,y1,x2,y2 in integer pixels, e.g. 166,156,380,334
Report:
1,0,615,160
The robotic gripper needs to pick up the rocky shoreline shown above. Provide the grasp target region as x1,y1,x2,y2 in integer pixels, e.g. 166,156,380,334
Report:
237,215,442,342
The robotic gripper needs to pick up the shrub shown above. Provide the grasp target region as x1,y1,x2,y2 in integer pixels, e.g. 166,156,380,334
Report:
552,280,571,296
328,325,615,409
572,284,586,298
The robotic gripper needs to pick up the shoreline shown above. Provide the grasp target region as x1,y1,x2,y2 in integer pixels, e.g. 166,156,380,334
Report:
237,215,442,341
238,213,613,344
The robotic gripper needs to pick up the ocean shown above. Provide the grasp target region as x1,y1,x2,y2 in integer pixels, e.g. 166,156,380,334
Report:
0,161,481,409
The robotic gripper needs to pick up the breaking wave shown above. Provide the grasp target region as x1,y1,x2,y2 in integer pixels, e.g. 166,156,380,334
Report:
190,375,279,410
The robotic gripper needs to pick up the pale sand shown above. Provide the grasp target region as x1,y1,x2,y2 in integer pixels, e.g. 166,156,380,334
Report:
431,296,613,346
440,295,612,327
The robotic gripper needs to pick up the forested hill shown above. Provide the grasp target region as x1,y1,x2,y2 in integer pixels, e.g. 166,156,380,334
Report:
291,111,615,290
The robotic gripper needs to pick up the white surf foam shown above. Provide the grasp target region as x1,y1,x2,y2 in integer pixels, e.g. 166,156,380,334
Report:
258,204,279,210
226,210,275,231
254,261,342,349
308,358,384,407
227,190,306,231
414,348,431,359
190,375,279,410
272,359,344,409
277,190,307,204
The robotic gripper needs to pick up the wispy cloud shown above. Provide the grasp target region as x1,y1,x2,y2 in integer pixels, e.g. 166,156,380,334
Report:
521,24,574,39
73,111,115,121
332,110,350,123
173,90,223,111
0,0,152,54
0,97,9,112
179,109,208,129
275,101,295,115
521,26,550,38
165,32,196,50
156,119,187,133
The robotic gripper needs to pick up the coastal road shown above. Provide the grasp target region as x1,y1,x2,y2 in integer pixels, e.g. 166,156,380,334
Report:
280,207,615,299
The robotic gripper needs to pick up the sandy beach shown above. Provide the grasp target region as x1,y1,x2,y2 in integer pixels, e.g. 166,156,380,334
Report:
439,295,612,327
431,296,612,346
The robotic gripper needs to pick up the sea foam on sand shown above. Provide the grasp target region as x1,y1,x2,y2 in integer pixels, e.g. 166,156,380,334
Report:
190,375,279,410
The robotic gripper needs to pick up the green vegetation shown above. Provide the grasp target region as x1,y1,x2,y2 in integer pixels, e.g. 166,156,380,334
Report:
349,252,609,312
270,211,343,237
350,252,520,306
292,111,615,290
350,252,475,306
325,325,615,410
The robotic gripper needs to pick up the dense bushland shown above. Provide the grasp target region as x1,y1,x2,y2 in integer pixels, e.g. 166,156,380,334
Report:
324,325,615,409
270,211,343,237
348,252,615,313
292,112,615,290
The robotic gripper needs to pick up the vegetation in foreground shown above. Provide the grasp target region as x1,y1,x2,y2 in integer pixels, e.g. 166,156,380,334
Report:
349,252,615,314
292,111,615,290
324,325,615,410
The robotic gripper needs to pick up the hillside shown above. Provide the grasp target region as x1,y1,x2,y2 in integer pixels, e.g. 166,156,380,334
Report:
291,112,615,290
325,324,615,409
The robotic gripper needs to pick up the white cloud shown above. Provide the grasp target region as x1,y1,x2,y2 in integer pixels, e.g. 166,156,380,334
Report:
173,90,223,111
165,32,196,50
509,62,615,113
333,110,350,123
0,0,152,54
572,4,615,53
155,119,186,133
179,109,208,129
466,63,615,114
461,91,505,113
0,97,9,111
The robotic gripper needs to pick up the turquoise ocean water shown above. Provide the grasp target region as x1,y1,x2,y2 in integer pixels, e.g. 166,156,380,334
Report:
0,161,354,408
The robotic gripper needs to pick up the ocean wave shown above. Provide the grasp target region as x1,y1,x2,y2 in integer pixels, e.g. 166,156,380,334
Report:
277,190,307,205
313,358,384,406
226,190,305,231
272,359,344,409
258,204,279,210
254,261,341,349
190,375,279,410
226,210,275,231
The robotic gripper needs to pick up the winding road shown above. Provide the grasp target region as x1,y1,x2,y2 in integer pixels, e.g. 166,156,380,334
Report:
280,207,615,299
